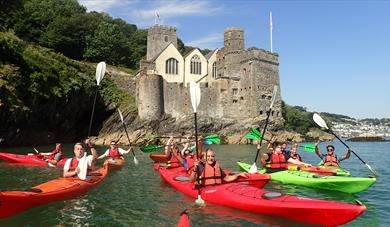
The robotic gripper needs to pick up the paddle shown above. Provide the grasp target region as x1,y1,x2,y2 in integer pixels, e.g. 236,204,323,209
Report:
249,85,278,174
33,147,40,154
118,108,138,165
87,61,106,137
313,113,379,176
141,137,218,153
189,81,205,207
300,144,316,152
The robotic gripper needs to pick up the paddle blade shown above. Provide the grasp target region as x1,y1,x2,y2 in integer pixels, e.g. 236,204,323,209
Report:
203,140,213,145
270,85,278,109
365,163,379,177
250,128,262,138
248,162,258,174
313,113,329,129
134,156,139,165
195,195,205,207
118,108,124,123
189,82,201,113
140,145,163,153
204,134,219,140
300,144,316,152
244,133,260,141
96,61,106,86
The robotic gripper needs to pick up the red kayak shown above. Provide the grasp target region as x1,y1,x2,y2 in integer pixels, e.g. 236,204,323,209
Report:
105,158,125,170
177,210,190,227
0,152,66,166
286,164,338,176
0,166,108,218
157,165,366,226
149,154,168,163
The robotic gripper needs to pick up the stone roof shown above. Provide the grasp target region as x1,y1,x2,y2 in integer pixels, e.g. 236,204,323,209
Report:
204,48,218,60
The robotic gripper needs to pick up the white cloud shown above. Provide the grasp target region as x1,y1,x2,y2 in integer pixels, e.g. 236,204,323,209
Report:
186,33,223,49
78,0,127,12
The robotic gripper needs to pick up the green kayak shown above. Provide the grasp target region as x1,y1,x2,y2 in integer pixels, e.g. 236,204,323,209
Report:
237,162,376,194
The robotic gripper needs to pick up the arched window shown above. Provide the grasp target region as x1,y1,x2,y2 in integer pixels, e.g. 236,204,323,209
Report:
165,58,178,74
212,62,217,78
190,55,201,74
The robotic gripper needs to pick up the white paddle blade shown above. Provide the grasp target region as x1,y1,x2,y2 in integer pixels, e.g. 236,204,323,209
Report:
118,108,124,122
189,82,201,113
195,195,205,207
77,153,88,180
134,156,139,165
269,85,278,109
96,61,106,86
313,113,329,129
248,162,258,174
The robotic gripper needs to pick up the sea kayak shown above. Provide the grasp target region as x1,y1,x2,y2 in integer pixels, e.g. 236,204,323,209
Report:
177,210,190,227
105,158,125,170
0,166,108,218
237,161,376,193
0,152,66,166
149,154,168,163
158,165,366,226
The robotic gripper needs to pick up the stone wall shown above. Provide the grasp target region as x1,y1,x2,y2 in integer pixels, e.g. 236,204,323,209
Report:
147,25,177,60
137,74,164,120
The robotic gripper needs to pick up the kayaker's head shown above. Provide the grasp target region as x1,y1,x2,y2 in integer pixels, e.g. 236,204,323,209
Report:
110,141,118,149
205,148,216,165
290,146,297,154
281,142,287,151
182,148,192,158
73,142,85,158
326,145,335,155
272,142,283,154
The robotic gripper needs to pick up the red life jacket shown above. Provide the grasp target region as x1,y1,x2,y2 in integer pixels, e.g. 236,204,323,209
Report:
68,157,79,171
200,161,222,186
48,148,64,160
323,154,339,166
185,157,195,175
108,147,122,159
266,153,288,169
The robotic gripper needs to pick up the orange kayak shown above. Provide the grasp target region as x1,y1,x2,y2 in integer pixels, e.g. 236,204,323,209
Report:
105,158,125,170
0,166,108,218
149,154,168,163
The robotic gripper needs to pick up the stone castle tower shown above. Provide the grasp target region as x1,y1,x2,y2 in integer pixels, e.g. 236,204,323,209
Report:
137,25,283,123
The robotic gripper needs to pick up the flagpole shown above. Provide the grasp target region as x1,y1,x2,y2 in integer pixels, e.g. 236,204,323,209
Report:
270,11,273,53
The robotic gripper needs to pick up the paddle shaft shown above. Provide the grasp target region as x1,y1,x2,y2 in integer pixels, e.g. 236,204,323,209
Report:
253,108,272,164
328,130,368,165
88,87,99,137
121,121,136,157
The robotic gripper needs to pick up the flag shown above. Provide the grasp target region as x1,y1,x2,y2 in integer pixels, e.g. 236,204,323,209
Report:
155,11,160,24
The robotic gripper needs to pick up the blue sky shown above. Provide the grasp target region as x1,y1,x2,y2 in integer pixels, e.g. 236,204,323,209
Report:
78,0,390,119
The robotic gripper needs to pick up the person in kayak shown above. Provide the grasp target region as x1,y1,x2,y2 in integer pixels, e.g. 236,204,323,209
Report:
97,140,133,162
63,139,98,178
261,142,312,173
288,144,302,161
189,148,248,186
39,143,64,166
314,142,351,167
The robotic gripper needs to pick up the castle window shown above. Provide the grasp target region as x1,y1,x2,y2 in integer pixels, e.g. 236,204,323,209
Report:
212,62,217,78
260,110,263,115
165,58,178,75
271,111,275,116
164,36,168,42
205,83,209,88
277,111,279,116
262,95,266,99
232,88,238,95
190,55,201,75
268,96,272,100
240,96,244,100
243,68,246,76
233,99,238,103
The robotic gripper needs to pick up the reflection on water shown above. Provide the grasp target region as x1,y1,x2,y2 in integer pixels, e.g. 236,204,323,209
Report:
0,142,388,226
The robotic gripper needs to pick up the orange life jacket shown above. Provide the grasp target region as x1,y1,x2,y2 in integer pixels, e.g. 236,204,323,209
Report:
185,157,195,175
200,161,222,186
108,147,122,159
323,154,339,166
265,153,288,169
48,148,64,160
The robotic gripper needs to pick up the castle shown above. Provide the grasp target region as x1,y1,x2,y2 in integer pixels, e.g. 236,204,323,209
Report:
136,25,283,122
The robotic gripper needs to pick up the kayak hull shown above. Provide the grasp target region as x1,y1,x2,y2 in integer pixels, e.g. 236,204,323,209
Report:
0,152,66,166
149,154,168,163
0,166,108,218
105,158,125,170
158,165,366,226
237,162,376,193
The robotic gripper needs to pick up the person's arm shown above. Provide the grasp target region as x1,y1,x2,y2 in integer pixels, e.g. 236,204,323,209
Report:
121,147,133,155
261,153,270,164
340,148,352,161
223,171,248,182
287,157,312,167
165,137,174,158
85,138,98,161
189,161,201,182
97,149,109,159
314,141,323,159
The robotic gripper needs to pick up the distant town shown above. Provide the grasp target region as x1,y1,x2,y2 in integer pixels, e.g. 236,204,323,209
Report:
332,119,390,138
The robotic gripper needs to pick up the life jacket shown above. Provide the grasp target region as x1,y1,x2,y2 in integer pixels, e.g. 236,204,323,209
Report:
185,157,195,175
200,161,223,186
323,154,339,166
48,148,64,160
108,147,122,159
68,157,80,171
265,152,288,169
289,153,302,161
